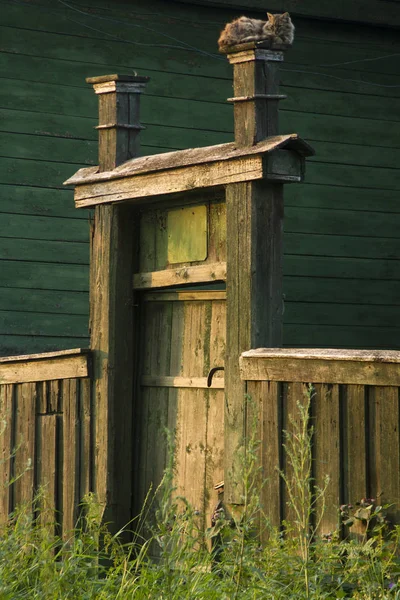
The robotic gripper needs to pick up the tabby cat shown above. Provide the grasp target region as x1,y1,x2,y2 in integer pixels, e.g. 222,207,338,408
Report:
218,12,294,51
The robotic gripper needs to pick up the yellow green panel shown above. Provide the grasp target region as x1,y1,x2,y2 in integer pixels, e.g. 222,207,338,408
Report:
167,205,208,264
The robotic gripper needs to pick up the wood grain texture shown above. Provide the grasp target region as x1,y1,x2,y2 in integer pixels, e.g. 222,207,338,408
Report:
13,383,36,508
36,414,58,531
312,384,341,535
66,134,312,186
62,379,79,536
240,349,400,386
368,386,400,523
225,180,284,504
141,376,224,389
90,203,136,531
134,263,226,290
73,157,265,208
0,354,90,385
0,385,13,522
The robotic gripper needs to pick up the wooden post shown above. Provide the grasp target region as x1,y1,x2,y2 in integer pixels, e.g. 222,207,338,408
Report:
224,46,285,504
86,74,149,172
87,74,148,530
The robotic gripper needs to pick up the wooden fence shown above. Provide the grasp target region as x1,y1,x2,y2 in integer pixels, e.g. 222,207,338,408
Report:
0,349,92,535
240,349,400,534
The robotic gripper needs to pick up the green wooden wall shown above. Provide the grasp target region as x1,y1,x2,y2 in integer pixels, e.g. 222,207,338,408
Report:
1,0,399,354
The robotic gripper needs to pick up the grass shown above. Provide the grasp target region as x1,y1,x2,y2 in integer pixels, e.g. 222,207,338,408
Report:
0,387,399,599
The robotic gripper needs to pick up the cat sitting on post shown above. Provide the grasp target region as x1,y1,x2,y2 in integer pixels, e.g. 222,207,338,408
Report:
218,12,294,51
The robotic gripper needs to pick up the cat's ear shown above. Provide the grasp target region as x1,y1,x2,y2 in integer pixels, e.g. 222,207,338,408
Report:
282,12,290,17
267,12,275,23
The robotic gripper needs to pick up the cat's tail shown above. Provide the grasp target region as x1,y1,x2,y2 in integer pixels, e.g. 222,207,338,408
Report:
240,32,274,43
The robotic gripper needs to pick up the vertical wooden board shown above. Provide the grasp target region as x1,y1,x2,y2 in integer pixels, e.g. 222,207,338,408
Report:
136,387,151,512
62,379,78,536
36,414,57,527
90,204,136,531
154,211,168,271
260,381,281,531
149,388,170,498
225,181,283,504
182,300,209,378
204,388,224,532
313,384,341,535
169,301,184,377
139,211,156,272
36,382,47,414
142,300,172,377
154,302,173,377
0,384,14,522
205,298,226,528
281,382,307,527
369,386,400,523
49,380,61,413
14,382,36,508
79,378,92,500
175,388,207,529
208,202,226,264
209,300,226,372
342,385,367,504
245,380,281,535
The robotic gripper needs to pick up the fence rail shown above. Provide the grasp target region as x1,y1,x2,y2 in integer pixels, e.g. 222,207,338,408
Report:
0,349,93,535
240,348,400,533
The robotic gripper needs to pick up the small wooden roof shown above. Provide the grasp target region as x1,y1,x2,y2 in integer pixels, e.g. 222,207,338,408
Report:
64,134,314,208
65,134,313,186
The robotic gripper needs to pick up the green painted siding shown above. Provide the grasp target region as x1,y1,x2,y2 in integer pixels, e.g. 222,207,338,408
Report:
0,0,399,354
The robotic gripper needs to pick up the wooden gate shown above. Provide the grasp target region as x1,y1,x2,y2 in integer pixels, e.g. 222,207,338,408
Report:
135,287,225,530
133,199,226,530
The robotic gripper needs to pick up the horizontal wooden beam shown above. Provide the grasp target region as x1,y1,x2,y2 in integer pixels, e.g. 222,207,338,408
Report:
141,376,224,389
74,158,263,208
0,349,91,384
134,262,227,290
144,291,226,302
240,348,400,386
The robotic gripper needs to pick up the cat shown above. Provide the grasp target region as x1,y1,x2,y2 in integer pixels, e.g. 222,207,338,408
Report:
218,12,294,51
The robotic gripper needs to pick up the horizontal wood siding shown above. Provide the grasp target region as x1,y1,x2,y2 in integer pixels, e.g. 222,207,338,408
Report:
241,350,400,529
0,374,93,533
1,0,400,352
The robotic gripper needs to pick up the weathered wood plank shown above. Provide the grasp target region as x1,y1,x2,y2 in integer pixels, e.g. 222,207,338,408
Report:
240,349,400,386
281,382,307,529
342,384,367,539
90,203,136,531
79,378,92,500
0,384,13,523
134,263,226,290
141,376,224,389
312,384,341,535
368,386,400,523
66,135,312,186
225,180,284,504
247,380,281,533
13,383,36,508
62,379,78,536
144,291,226,302
74,157,265,208
342,385,367,504
0,348,89,363
49,380,61,414
204,299,226,532
0,353,90,385
36,414,57,530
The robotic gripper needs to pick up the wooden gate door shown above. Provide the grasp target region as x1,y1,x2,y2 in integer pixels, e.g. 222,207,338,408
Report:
136,286,225,531
133,198,227,531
